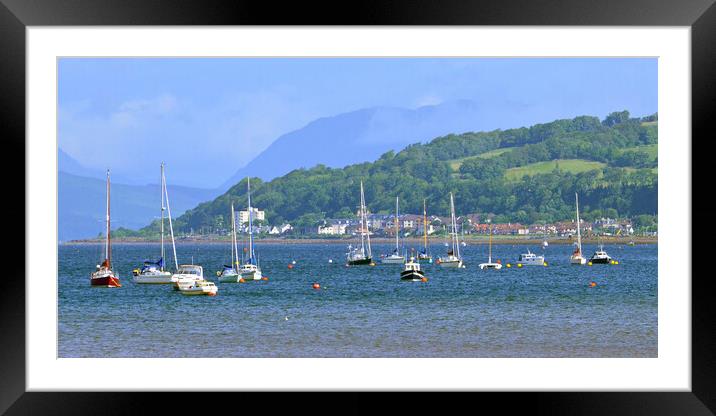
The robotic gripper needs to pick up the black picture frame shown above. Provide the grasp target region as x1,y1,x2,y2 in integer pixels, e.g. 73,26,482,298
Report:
2,0,710,414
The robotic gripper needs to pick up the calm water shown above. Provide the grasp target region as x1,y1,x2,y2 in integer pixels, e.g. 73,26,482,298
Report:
59,242,657,357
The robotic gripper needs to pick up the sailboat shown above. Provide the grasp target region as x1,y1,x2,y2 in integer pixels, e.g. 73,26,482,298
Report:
346,180,373,266
239,177,263,280
133,163,176,284
382,196,405,264
418,199,432,263
437,192,464,268
90,170,121,287
479,220,502,270
218,202,242,282
570,193,587,265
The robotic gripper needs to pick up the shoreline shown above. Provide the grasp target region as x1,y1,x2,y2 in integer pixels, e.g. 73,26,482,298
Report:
62,236,657,245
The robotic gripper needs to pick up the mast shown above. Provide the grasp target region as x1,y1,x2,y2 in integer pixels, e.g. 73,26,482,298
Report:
247,177,254,263
160,163,165,271
575,192,582,255
231,202,236,269
488,220,493,263
359,181,372,258
395,196,399,252
164,166,179,271
106,169,111,267
450,192,460,259
423,199,428,253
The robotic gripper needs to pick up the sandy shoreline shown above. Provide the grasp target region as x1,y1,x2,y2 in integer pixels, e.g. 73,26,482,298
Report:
63,236,657,245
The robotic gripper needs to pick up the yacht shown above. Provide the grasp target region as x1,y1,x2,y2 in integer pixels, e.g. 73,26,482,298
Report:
437,192,464,268
518,249,545,266
382,196,405,264
417,199,432,263
400,257,426,281
590,243,613,264
570,193,587,265
90,170,121,288
218,202,242,283
478,220,502,270
346,181,373,265
172,264,204,291
179,280,218,296
239,177,264,280
134,163,177,284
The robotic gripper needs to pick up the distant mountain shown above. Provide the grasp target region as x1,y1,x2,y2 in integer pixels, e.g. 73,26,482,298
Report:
59,148,149,186
219,100,544,189
58,171,217,241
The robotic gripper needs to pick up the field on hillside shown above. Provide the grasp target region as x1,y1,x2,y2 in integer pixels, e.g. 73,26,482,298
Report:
448,148,514,171
617,144,658,160
504,159,605,181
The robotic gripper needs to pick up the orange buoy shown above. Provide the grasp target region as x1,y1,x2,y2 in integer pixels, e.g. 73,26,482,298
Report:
239,278,245,283
262,276,269,281
312,283,321,289
288,264,294,269
589,281,597,287
497,259,502,264
420,277,428,282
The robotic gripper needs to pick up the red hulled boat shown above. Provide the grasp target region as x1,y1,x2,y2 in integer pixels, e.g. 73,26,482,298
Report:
91,170,121,288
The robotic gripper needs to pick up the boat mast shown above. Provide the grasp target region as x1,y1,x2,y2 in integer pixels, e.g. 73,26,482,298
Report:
488,220,493,263
575,192,582,255
450,192,460,259
395,196,399,252
359,181,372,258
230,202,236,269
160,163,165,271
163,166,179,271
106,169,111,267
247,177,255,263
423,199,428,254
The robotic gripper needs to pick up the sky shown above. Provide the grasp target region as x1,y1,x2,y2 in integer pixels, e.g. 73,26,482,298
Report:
58,58,657,188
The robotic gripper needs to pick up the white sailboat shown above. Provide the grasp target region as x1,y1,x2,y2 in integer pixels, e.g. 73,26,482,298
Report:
418,199,432,263
382,196,405,264
239,177,263,280
218,202,242,282
570,193,587,265
437,192,464,268
134,163,176,284
346,180,373,265
479,220,502,270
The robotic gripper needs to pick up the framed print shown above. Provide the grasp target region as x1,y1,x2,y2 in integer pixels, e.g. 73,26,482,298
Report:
3,0,711,413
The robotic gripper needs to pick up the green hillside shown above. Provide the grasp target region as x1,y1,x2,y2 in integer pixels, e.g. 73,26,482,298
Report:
505,159,606,181
124,111,657,236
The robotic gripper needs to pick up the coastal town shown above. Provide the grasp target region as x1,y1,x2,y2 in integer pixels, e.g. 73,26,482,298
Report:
172,206,656,241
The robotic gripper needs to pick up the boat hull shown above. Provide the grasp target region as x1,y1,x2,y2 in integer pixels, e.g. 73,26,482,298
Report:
133,273,173,284
518,258,545,266
589,257,612,264
347,257,372,266
219,272,242,283
180,288,217,296
400,270,425,281
479,263,502,270
437,259,463,268
381,256,405,264
570,256,587,265
90,275,121,287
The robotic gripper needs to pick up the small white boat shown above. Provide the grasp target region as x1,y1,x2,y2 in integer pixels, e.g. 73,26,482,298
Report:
400,257,426,281
179,280,218,296
239,177,264,280
218,202,242,283
172,264,204,291
479,220,502,270
346,181,373,266
418,199,433,263
518,249,545,266
570,193,587,265
438,192,465,268
382,197,405,264
590,243,613,264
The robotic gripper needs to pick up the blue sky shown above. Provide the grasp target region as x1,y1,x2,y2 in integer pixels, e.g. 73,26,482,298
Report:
58,58,657,188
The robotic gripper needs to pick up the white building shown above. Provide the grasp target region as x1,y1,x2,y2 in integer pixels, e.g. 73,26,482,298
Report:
238,208,265,224
318,223,348,235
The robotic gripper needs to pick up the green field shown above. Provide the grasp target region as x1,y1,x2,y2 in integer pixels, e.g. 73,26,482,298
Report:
504,159,606,181
448,147,514,171
617,144,658,160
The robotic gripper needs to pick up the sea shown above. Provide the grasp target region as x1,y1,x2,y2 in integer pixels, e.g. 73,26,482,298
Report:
58,242,657,358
